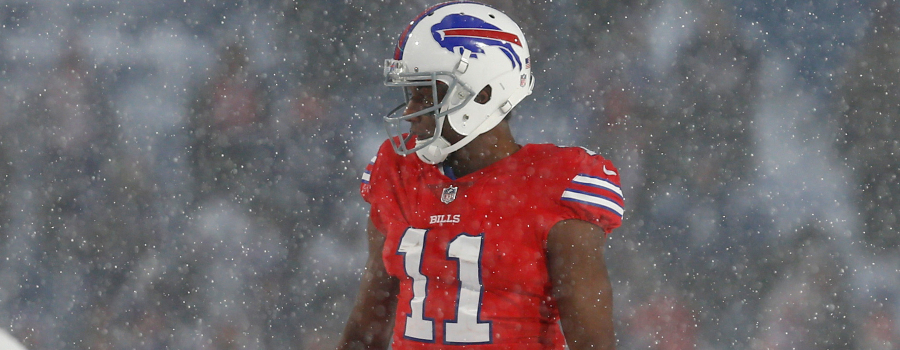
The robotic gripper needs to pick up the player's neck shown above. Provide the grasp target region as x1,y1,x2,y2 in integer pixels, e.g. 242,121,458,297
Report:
445,123,520,178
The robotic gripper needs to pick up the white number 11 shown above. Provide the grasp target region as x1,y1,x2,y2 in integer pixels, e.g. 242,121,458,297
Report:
396,228,492,344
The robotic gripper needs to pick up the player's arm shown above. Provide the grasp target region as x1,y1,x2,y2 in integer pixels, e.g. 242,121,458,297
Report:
337,219,399,350
547,219,616,350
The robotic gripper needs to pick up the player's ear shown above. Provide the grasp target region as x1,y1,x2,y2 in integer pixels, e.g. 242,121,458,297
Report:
475,85,492,104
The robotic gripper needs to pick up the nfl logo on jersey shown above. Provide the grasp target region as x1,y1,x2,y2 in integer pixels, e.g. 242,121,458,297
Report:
441,185,458,204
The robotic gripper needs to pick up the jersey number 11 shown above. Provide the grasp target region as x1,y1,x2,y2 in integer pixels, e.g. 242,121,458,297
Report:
397,228,492,344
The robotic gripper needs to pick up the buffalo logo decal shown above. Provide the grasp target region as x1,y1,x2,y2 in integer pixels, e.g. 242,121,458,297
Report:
431,14,524,70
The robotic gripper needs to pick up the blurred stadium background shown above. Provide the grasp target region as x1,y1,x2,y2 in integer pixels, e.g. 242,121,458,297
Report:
0,0,897,348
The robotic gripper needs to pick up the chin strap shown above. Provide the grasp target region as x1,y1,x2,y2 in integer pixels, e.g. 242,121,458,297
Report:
415,137,452,164
416,98,515,165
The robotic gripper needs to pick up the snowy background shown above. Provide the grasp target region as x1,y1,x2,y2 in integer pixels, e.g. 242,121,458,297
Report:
0,0,898,349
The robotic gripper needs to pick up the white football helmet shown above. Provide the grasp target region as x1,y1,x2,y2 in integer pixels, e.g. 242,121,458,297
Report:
383,1,534,164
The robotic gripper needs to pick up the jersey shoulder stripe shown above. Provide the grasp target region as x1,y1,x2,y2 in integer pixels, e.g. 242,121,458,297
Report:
571,174,623,200
561,188,624,217
361,155,378,184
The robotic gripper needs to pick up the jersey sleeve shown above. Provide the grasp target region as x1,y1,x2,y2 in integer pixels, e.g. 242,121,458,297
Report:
360,140,392,202
359,140,399,234
558,148,625,234
359,152,379,204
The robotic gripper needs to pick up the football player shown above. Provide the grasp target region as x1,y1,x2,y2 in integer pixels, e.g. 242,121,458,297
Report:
339,2,624,349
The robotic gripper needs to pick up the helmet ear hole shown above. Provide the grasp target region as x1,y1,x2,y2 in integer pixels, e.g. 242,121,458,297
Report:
475,85,492,104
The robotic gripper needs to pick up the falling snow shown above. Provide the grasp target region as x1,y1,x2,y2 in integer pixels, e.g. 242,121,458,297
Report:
0,0,897,349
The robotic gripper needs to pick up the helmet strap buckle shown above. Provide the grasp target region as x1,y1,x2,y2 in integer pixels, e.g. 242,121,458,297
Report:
455,49,472,74
499,100,513,114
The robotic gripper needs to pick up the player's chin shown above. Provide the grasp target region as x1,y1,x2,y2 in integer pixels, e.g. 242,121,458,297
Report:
410,120,437,139
413,133,435,142
409,126,435,141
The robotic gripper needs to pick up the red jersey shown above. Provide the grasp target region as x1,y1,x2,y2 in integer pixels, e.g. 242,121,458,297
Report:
361,140,624,349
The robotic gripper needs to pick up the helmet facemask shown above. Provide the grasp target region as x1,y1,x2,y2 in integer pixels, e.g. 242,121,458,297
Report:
383,59,476,163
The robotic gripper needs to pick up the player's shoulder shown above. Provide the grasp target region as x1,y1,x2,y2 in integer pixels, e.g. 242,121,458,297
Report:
544,145,625,224
525,143,603,156
375,138,402,161
524,143,621,189
523,144,615,170
362,139,404,184
366,138,409,169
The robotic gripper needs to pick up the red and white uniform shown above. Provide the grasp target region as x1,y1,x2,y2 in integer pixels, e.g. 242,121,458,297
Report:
361,140,624,349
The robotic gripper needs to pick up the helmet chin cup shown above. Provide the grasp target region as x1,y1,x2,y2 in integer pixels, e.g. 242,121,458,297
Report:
415,136,451,164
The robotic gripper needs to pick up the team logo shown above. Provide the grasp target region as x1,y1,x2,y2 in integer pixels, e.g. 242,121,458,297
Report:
441,185,458,204
603,165,618,176
431,14,523,70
